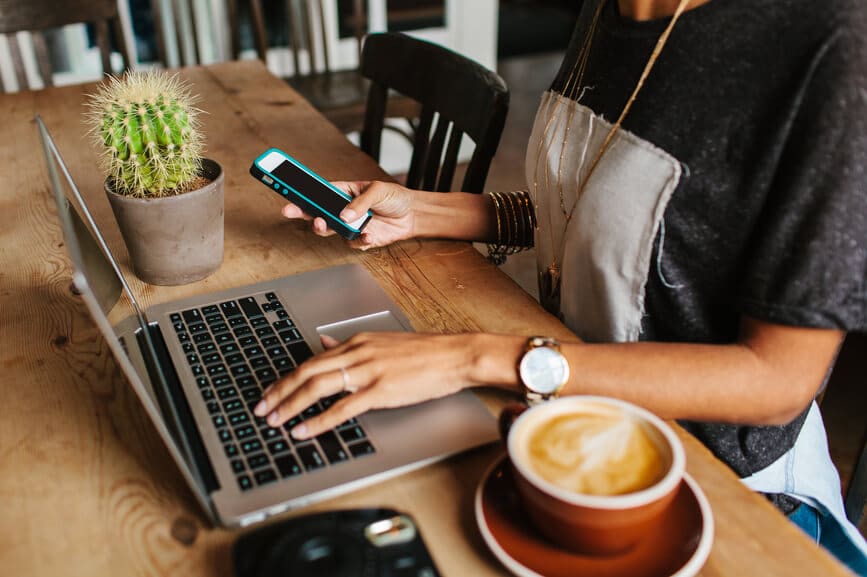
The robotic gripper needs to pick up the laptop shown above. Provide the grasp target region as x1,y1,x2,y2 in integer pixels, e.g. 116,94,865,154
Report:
37,116,499,528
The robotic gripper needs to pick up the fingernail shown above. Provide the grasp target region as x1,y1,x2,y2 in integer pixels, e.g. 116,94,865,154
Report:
254,400,267,416
291,424,308,440
267,412,280,426
340,208,356,222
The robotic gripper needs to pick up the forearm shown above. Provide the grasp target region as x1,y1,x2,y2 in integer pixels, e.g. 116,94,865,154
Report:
411,190,497,242
469,323,841,425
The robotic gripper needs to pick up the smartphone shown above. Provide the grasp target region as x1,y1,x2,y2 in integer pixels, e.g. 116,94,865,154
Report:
250,148,372,240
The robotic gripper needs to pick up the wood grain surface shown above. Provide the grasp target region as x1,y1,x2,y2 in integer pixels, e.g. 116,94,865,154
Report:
0,60,852,577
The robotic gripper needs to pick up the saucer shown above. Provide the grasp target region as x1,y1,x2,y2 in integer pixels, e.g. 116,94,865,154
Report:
475,455,714,577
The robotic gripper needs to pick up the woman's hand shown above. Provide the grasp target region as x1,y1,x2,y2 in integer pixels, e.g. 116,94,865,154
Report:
281,180,418,250
253,332,514,439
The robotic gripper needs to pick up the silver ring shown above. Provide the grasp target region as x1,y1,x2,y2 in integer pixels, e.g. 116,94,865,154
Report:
340,367,351,392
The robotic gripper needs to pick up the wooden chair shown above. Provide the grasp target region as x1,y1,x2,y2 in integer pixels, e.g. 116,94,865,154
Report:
0,0,128,92
359,32,509,194
228,0,417,134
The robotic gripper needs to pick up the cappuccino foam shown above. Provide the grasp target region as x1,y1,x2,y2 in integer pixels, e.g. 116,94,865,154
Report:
526,411,666,496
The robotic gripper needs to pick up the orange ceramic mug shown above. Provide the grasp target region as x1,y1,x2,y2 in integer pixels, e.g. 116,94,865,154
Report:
501,396,686,555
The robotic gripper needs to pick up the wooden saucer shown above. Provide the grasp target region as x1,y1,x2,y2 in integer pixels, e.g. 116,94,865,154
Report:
475,455,714,577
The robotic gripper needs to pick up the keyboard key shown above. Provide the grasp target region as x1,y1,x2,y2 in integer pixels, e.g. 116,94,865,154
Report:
220,342,240,355
182,342,195,354
339,425,366,443
274,454,303,478
188,322,207,335
261,336,280,348
348,440,375,458
251,317,269,329
193,333,212,344
241,389,261,401
247,453,270,470
229,412,250,427
316,431,348,464
201,388,215,401
237,375,258,390
276,309,289,319
265,292,278,302
196,376,209,389
296,444,326,471
255,326,274,338
218,429,232,443
182,309,202,324
255,367,277,385
302,403,322,418
202,305,220,316
170,312,182,323
206,401,220,414
262,427,282,440
212,415,227,428
250,357,271,370
207,364,227,376
212,375,233,389
244,345,264,358
191,364,205,377
215,333,234,344
267,439,291,455
204,313,223,325
274,319,295,331
240,439,263,454
229,316,248,328
254,468,278,486
274,357,294,375
287,341,314,364
239,297,264,319
222,399,244,413
176,332,190,343
266,345,287,359
231,364,252,378
217,387,239,400
224,353,244,366
220,301,242,318
261,302,273,313
235,425,256,439
231,459,245,473
202,352,222,365
173,321,185,333
210,322,230,335
198,341,217,354
238,335,257,348
237,475,253,491
224,443,239,457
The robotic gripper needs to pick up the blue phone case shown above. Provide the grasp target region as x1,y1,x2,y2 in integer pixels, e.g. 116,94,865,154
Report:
250,148,372,240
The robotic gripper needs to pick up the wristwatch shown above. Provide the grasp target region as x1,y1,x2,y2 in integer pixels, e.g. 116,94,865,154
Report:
517,336,570,405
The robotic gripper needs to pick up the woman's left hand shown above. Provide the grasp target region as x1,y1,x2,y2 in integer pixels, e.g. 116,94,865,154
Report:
253,332,498,439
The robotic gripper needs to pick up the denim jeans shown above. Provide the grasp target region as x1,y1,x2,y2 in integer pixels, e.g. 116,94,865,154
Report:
789,502,867,577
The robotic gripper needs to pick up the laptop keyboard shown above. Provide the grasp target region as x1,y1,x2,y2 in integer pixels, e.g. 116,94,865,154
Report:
169,291,375,492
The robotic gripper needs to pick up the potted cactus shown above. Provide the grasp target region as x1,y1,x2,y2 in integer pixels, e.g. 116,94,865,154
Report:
86,70,224,286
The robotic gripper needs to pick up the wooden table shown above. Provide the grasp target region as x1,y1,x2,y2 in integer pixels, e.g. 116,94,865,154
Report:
0,61,852,577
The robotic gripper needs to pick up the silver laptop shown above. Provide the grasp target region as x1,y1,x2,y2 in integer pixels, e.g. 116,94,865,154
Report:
37,116,499,528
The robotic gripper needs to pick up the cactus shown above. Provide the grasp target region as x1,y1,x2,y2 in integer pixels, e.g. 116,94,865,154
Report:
86,70,204,198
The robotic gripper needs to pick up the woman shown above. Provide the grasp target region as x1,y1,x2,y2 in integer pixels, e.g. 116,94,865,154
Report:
255,0,867,571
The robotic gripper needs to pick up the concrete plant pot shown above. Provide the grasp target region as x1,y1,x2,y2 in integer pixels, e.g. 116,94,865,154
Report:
105,158,225,286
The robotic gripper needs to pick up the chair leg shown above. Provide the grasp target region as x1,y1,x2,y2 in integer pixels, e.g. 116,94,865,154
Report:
846,432,867,526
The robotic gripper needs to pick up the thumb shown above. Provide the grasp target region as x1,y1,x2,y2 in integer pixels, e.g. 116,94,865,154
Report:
320,334,341,349
340,181,391,223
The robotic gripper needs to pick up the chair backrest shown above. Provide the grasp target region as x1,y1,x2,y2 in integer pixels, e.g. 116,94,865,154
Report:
232,0,365,76
359,32,509,194
0,0,127,92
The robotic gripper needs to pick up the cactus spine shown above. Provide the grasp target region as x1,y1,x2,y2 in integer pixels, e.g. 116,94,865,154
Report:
87,71,204,198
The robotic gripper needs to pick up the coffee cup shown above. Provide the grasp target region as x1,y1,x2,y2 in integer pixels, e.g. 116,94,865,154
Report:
503,396,685,555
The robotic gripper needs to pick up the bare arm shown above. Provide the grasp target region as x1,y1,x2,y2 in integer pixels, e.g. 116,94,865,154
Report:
255,316,844,439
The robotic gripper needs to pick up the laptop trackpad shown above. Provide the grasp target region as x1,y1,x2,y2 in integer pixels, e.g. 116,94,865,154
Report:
316,311,406,343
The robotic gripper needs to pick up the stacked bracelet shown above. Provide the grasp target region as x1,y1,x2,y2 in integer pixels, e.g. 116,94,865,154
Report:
486,190,536,264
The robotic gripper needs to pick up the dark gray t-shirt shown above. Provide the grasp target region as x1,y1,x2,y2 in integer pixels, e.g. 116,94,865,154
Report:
550,0,867,508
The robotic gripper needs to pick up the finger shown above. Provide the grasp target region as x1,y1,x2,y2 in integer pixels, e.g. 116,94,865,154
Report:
290,390,374,439
312,217,336,237
331,180,370,197
266,368,349,428
339,181,391,224
320,334,341,349
281,203,313,221
347,232,376,251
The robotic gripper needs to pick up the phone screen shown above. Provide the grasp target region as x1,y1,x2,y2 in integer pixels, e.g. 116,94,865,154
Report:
271,160,349,217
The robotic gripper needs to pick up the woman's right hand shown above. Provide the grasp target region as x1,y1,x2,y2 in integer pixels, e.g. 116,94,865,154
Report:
281,180,418,250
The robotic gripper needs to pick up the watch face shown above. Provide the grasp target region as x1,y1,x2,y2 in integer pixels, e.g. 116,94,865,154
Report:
520,346,569,395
